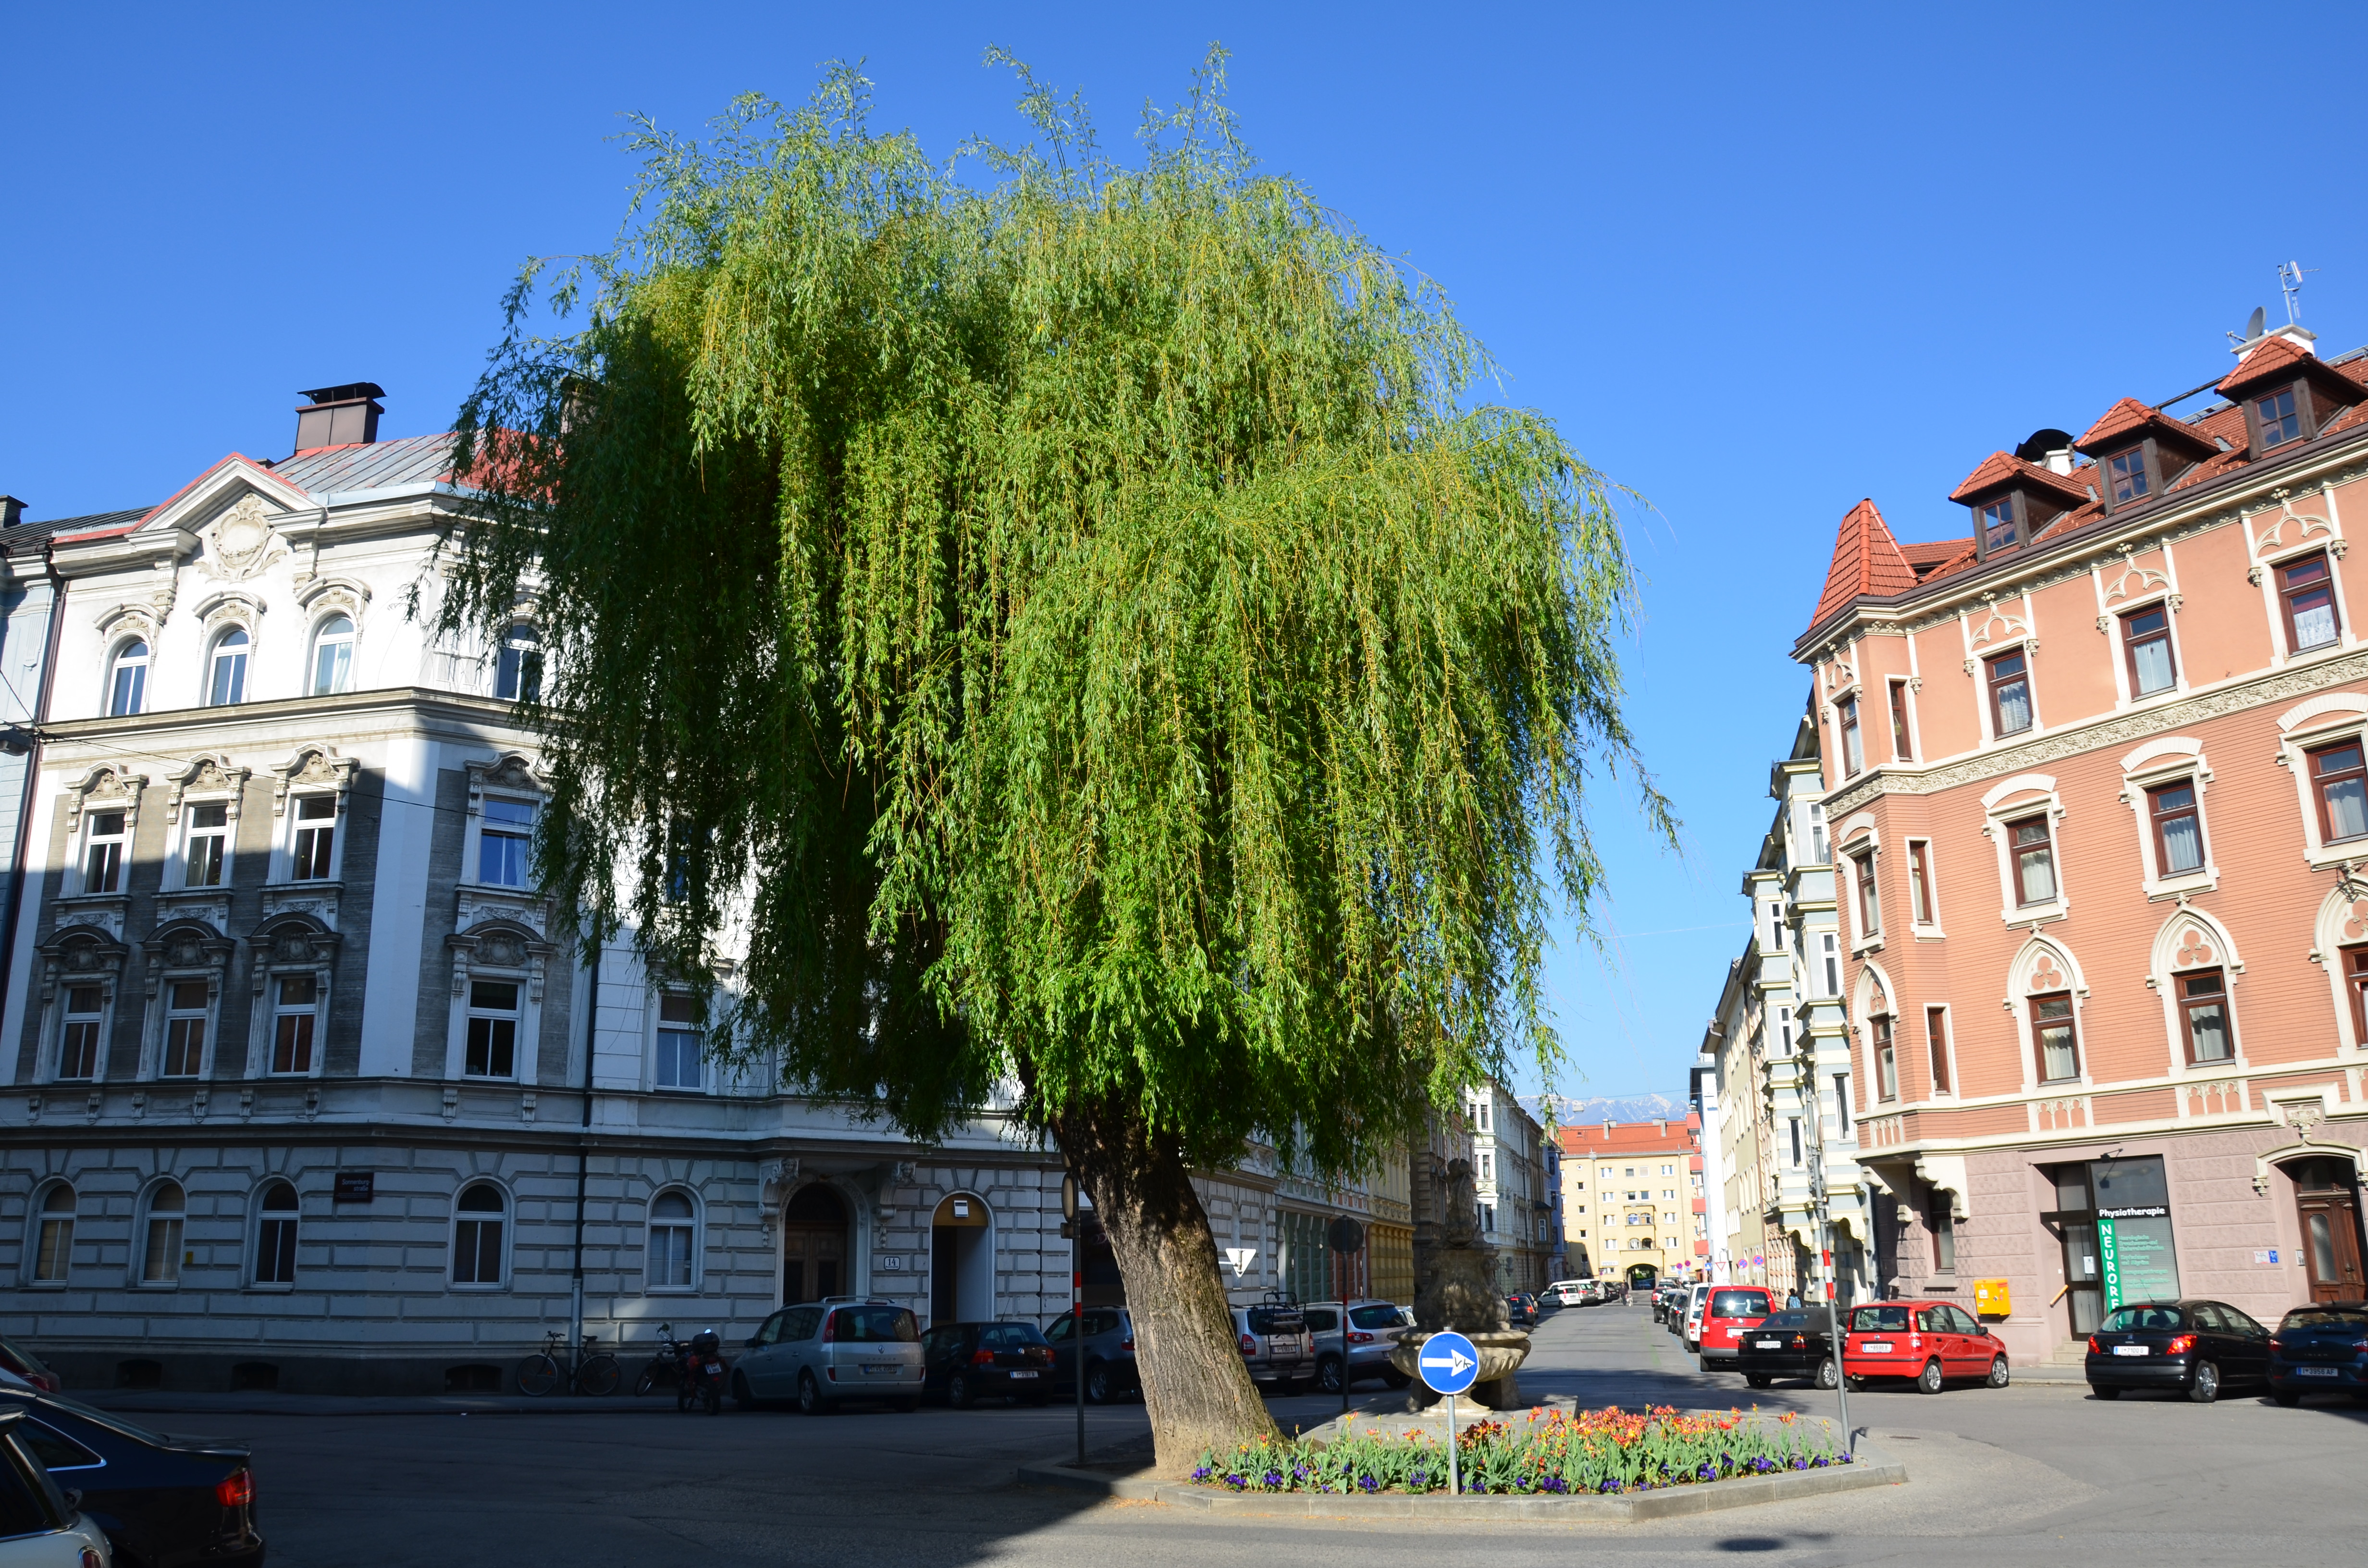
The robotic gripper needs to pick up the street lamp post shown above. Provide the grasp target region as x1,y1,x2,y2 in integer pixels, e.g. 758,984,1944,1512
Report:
1810,1163,1851,1452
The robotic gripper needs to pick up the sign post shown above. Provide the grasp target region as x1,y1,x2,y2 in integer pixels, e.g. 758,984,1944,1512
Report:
1326,1216,1365,1422
1416,1329,1480,1497
1062,1174,1083,1468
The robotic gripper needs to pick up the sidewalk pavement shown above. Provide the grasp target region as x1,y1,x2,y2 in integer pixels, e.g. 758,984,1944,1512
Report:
67,1388,675,1418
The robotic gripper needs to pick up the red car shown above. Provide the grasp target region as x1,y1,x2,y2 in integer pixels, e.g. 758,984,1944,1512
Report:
1697,1286,1776,1370
1841,1300,2009,1394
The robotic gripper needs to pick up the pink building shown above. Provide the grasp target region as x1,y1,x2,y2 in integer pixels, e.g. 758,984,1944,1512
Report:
1800,321,2368,1367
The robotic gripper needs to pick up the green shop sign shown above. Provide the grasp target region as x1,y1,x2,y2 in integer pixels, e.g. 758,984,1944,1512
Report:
2097,1204,2178,1311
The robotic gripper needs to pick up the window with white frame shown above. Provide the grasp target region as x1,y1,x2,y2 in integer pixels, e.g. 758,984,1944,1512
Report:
254,1181,299,1286
160,980,208,1078
648,1190,696,1290
269,975,318,1075
452,1183,506,1286
207,628,250,706
30,1184,74,1284
478,797,534,887
654,993,702,1090
139,1179,185,1286
465,981,520,1079
182,801,229,888
495,624,542,703
311,615,356,696
57,985,103,1080
82,809,126,894
289,796,336,881
107,640,148,717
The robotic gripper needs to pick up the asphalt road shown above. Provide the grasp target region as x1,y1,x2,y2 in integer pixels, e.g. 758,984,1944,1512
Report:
127,1298,2367,1567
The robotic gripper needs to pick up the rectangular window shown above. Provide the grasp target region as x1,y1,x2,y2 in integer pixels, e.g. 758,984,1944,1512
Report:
57,985,103,1080
83,810,125,894
1809,802,1826,862
2310,741,2368,843
1980,496,2018,552
1925,1005,1951,1094
1778,1005,1792,1053
161,980,208,1078
184,802,229,887
2178,970,2231,1065
1788,1118,1802,1167
2107,448,2149,505
271,975,317,1074
2122,604,2177,697
1888,679,1913,761
654,992,703,1090
2031,992,2080,1082
1823,932,1840,996
142,1207,183,1286
2257,386,2302,448
1874,1015,1898,1102
478,797,535,887
2010,815,2058,906
2280,553,2339,654
1852,849,1880,939
465,980,520,1079
1907,839,1934,924
1838,697,1863,776
2148,782,2205,875
291,796,337,881
1929,1193,1956,1272
1986,649,2033,736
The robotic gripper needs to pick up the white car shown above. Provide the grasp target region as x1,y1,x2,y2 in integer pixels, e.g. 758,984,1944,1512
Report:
1682,1283,1712,1351
0,1410,107,1567
1541,1279,1592,1308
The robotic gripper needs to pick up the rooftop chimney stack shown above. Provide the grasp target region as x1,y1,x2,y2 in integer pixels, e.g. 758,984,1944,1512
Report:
0,496,23,528
294,383,385,453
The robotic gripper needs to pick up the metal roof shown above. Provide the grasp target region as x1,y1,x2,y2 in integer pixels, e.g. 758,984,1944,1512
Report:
12,507,151,545
272,431,456,494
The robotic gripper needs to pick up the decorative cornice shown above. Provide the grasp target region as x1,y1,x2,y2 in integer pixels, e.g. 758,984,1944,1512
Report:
1825,643,2368,817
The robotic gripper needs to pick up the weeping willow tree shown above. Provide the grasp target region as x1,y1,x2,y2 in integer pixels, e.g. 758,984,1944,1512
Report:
437,51,1670,1469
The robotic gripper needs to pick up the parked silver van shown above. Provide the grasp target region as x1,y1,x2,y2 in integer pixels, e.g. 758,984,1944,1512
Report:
733,1298,924,1413
1230,1302,1313,1395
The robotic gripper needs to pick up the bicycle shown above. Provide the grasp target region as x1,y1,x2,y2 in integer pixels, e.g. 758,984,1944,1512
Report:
634,1322,687,1397
518,1330,621,1397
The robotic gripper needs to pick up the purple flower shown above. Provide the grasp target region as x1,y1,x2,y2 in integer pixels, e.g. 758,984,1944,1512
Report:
1791,1457,1809,1470
1358,1475,1379,1493
1191,1466,1211,1481
1838,1453,1854,1464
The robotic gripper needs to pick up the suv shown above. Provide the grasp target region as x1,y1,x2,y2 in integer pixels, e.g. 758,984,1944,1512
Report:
1696,1285,1776,1369
734,1298,924,1414
1302,1301,1411,1394
1045,1307,1138,1403
1231,1301,1312,1395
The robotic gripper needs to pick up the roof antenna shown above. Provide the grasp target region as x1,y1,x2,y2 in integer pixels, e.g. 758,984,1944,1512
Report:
2279,260,2315,325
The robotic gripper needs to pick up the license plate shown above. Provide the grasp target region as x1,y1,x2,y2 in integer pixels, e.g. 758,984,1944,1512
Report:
862,1362,900,1374
1755,1339,1783,1349
2297,1367,2340,1378
2112,1345,2149,1357
1008,1370,1038,1379
1861,1341,1893,1354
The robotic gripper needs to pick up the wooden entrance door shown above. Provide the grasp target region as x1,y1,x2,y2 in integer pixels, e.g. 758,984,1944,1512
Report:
2297,1180,2366,1303
781,1183,848,1306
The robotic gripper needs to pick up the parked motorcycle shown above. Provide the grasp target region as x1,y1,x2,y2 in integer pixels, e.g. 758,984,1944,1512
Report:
679,1330,728,1415
635,1322,688,1397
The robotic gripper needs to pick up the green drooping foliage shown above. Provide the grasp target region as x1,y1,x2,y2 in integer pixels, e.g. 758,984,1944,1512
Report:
435,51,1671,1181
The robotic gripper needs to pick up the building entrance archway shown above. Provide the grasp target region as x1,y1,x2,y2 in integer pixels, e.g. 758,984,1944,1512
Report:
2285,1156,2366,1302
930,1193,992,1326
781,1184,848,1306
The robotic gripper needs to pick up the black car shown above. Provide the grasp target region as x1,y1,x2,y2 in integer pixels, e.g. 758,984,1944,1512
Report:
2085,1298,2271,1403
919,1322,1056,1408
1505,1293,1539,1328
0,1386,263,1567
1045,1307,1138,1404
2268,1299,2368,1405
1734,1310,1838,1389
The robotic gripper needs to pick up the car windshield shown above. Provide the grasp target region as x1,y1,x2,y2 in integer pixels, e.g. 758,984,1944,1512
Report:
978,1324,1045,1348
2282,1308,2368,1331
1246,1308,1302,1334
831,1307,917,1344
1349,1304,1402,1330
1850,1306,1912,1332
2102,1305,2186,1332
1757,1311,1811,1330
1711,1291,1771,1318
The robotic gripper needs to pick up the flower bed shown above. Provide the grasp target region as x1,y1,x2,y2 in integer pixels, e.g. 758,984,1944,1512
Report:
1191,1407,1850,1496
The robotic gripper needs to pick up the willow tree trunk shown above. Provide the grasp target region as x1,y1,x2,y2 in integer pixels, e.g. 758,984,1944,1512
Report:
1053,1094,1280,1476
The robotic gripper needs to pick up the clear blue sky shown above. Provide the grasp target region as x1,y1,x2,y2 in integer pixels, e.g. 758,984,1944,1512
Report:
6,3,2364,1101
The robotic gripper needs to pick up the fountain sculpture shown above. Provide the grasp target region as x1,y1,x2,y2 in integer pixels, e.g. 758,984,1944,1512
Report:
1386,1154,1531,1409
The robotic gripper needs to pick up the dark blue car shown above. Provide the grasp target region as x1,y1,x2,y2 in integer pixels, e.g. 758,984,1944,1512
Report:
0,1387,263,1567
2269,1300,2368,1405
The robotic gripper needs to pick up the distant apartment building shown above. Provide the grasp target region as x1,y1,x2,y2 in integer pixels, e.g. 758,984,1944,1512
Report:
1467,1080,1548,1290
1556,1115,1702,1285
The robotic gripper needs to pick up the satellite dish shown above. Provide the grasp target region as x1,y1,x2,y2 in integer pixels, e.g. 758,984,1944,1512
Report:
2245,306,2266,340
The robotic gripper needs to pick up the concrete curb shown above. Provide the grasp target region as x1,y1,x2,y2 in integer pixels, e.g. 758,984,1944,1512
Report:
1015,1441,1906,1521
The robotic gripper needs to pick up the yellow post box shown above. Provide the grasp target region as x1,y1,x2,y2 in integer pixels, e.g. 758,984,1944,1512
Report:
1973,1277,2011,1317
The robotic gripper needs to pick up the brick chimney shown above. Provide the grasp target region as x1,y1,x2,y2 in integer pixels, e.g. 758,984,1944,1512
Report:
294,383,385,453
0,496,23,528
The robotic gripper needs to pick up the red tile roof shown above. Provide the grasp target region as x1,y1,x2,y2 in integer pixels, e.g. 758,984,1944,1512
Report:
1557,1114,1700,1158
2074,396,2220,461
1946,450,2093,508
2217,332,2313,396
1809,499,1918,630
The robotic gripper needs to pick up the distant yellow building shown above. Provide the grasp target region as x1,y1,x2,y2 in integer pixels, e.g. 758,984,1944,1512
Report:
1558,1115,1705,1285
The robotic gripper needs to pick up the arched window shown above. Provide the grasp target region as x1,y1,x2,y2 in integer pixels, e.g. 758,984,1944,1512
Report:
140,1179,185,1285
648,1190,696,1290
311,615,355,696
207,628,250,706
495,624,541,703
255,1181,299,1286
108,640,148,717
453,1183,506,1286
31,1184,74,1284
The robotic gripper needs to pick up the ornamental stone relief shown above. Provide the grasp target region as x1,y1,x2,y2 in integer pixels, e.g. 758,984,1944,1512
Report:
197,494,287,583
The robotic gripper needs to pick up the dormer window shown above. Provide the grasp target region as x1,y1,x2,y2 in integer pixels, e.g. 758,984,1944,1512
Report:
2218,337,2367,458
1980,497,2018,552
2257,387,2302,448
2107,449,2149,505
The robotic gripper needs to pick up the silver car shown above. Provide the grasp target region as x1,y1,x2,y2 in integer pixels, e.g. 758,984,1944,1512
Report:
1230,1302,1313,1394
1681,1283,1711,1352
1301,1300,1412,1394
732,1298,924,1414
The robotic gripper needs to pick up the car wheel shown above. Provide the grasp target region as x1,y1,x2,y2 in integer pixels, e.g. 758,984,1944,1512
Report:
1987,1356,2010,1390
2187,1361,2220,1405
798,1371,831,1416
731,1372,762,1412
2273,1390,2301,1408
947,1371,974,1410
1381,1369,1410,1390
1916,1359,1945,1396
1314,1356,1344,1396
1815,1357,1839,1391
1745,1373,1771,1389
1085,1360,1113,1405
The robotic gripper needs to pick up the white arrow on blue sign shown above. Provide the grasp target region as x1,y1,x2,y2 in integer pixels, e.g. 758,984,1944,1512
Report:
1416,1329,1481,1395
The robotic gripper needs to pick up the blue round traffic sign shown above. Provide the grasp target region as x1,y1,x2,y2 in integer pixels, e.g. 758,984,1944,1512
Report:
1416,1330,1480,1396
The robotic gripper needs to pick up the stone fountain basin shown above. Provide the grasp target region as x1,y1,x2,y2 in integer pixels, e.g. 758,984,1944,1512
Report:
1386,1328,1531,1409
